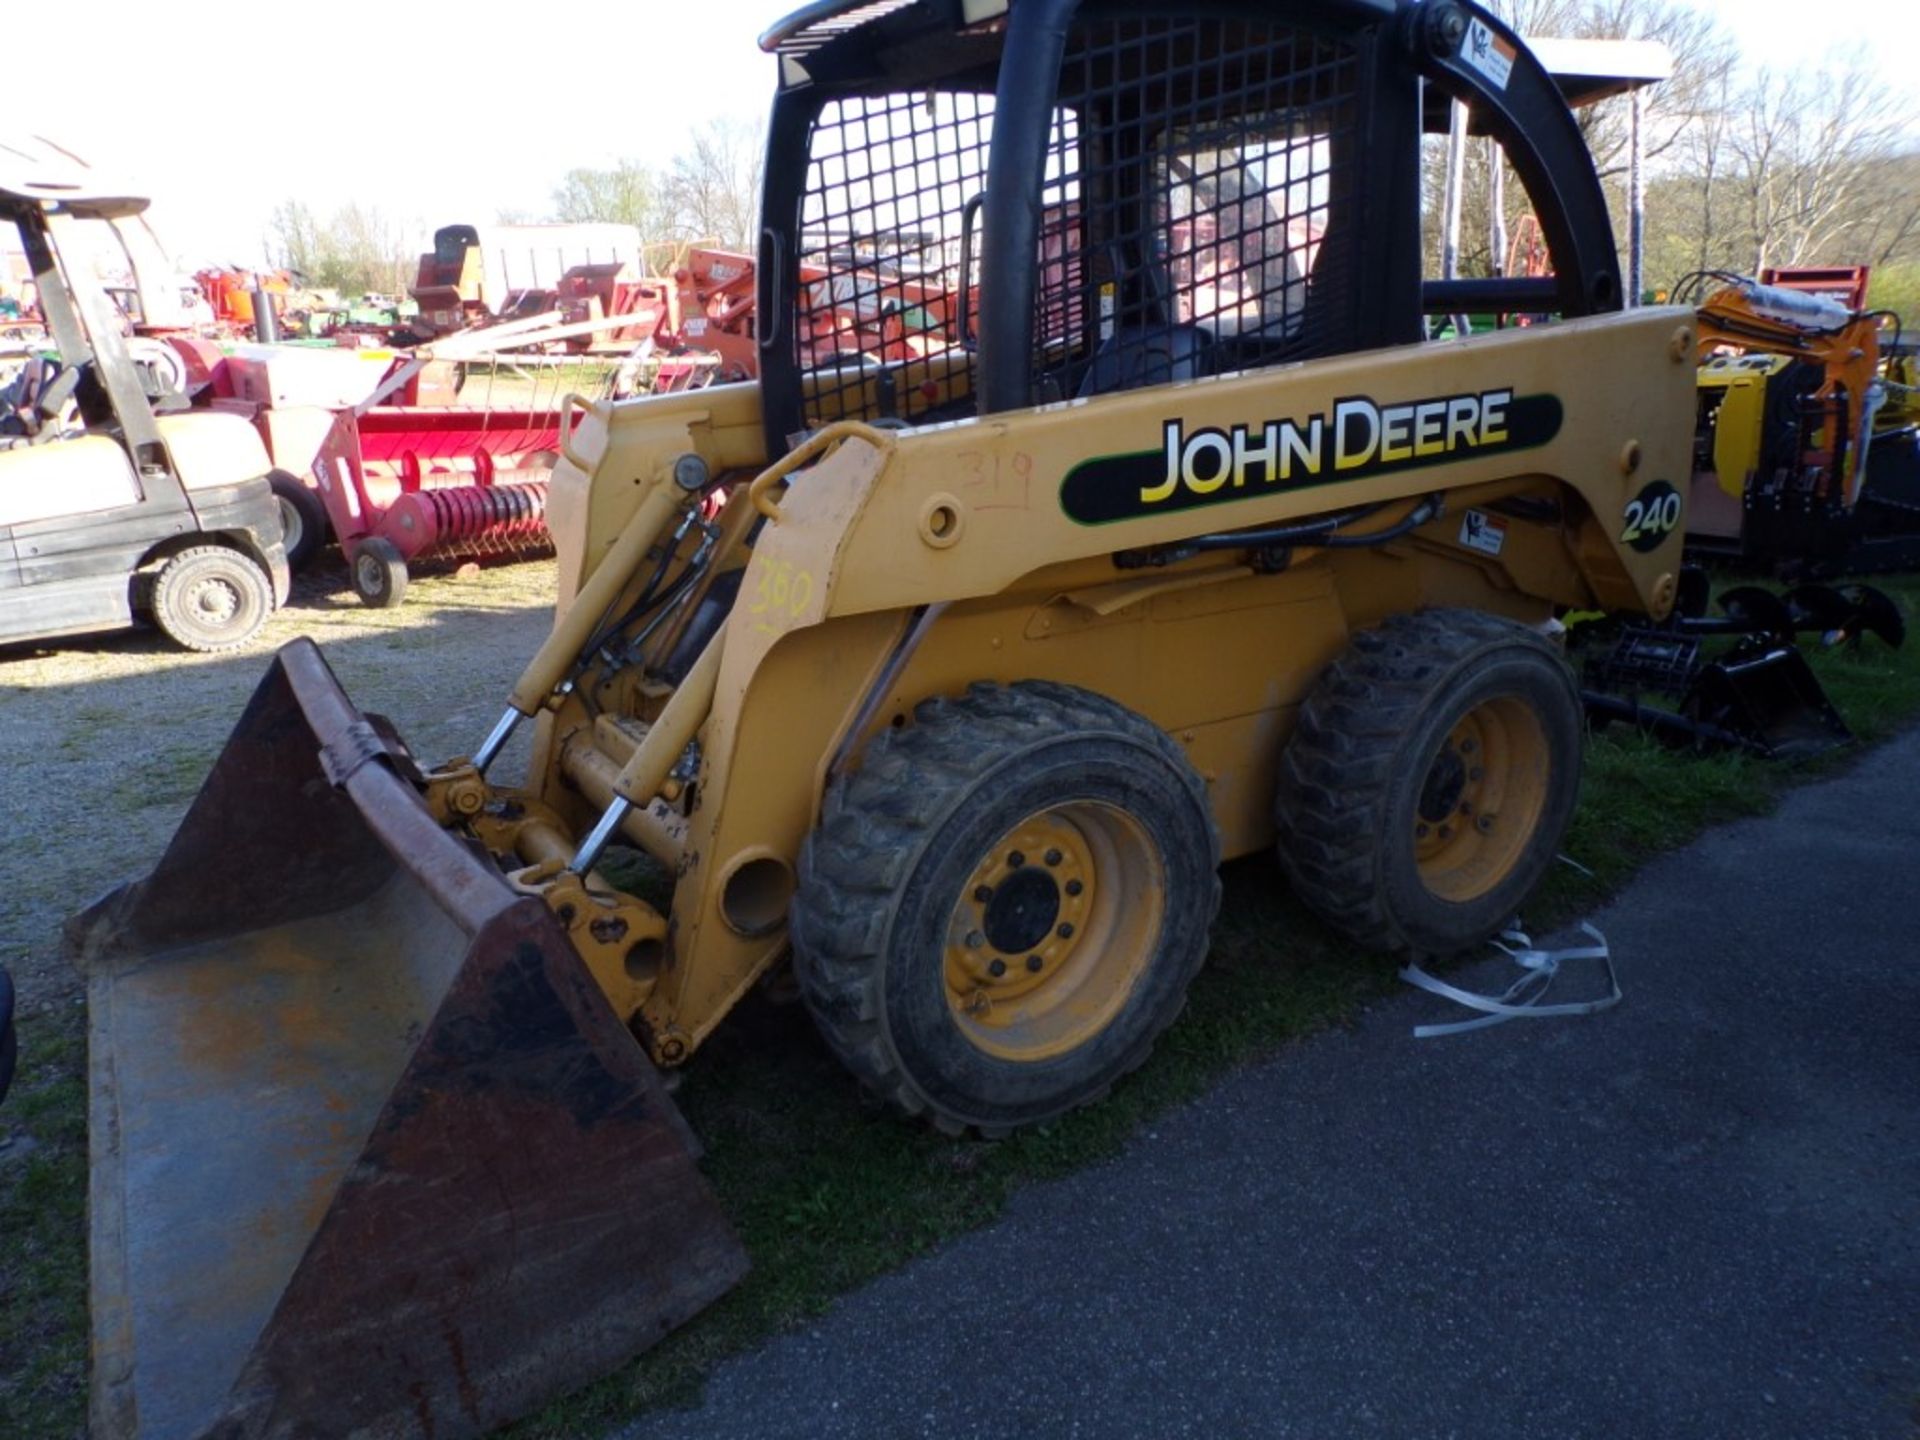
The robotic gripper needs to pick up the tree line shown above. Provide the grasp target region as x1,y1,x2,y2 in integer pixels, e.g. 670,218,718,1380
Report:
1429,0,1920,315
263,118,762,299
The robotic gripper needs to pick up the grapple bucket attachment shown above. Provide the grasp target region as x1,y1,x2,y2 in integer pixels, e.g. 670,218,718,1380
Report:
66,639,747,1440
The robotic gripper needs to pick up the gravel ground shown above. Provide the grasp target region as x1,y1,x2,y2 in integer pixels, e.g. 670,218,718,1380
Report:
0,555,556,1019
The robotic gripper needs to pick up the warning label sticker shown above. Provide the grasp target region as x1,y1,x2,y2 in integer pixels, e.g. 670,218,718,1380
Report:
1462,20,1516,90
1459,509,1508,556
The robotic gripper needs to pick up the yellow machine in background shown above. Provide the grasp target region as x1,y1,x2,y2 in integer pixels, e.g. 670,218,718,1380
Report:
65,3,1701,1437
1686,272,1919,574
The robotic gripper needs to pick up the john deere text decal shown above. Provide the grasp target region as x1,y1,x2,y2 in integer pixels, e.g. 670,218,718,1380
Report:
1059,389,1563,525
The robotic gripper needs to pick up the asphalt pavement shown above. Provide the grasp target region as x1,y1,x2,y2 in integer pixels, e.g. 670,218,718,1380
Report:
620,730,1920,1440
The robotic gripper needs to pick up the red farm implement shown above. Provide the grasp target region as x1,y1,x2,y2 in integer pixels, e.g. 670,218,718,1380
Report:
311,399,561,607
170,338,571,605
636,241,970,394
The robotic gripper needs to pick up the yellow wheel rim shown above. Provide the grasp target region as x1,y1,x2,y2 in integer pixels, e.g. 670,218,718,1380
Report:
1412,695,1550,903
942,802,1164,1062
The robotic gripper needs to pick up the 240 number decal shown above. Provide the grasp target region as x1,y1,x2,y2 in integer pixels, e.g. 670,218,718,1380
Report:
1620,479,1683,553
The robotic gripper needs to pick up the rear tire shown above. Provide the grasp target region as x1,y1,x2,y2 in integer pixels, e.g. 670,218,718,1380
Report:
351,536,409,608
1274,608,1582,956
151,545,273,653
268,469,328,570
793,682,1221,1136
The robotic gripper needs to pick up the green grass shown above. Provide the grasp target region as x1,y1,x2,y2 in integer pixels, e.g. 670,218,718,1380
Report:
5,575,1920,1440
0,1017,89,1439
105,743,221,816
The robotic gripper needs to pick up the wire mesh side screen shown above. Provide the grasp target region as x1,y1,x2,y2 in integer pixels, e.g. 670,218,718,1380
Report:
796,91,994,426
1044,17,1363,404
790,17,1363,426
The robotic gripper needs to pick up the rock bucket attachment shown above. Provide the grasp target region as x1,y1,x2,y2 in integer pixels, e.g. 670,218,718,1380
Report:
67,639,746,1440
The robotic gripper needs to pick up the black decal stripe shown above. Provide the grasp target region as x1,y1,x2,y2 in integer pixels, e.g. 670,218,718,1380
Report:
1060,393,1564,526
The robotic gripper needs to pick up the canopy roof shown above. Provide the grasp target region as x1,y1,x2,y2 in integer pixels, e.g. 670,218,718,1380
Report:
0,137,148,220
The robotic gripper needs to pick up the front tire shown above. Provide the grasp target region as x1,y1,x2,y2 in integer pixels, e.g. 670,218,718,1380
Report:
268,469,329,570
1274,608,1582,956
793,682,1221,1136
150,545,273,653
350,536,409,608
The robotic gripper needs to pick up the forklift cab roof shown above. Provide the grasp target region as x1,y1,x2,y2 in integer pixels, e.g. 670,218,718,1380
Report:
0,139,149,221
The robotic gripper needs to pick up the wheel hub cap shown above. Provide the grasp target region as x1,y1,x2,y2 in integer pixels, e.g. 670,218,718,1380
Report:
1412,695,1550,903
186,577,240,625
941,802,1163,1062
981,867,1061,956
1418,746,1468,823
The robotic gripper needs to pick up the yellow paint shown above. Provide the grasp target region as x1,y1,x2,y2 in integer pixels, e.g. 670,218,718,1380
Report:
941,804,1162,1062
441,308,1696,1066
1413,696,1550,902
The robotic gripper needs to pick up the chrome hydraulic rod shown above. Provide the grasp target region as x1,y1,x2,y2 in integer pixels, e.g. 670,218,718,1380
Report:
471,707,523,776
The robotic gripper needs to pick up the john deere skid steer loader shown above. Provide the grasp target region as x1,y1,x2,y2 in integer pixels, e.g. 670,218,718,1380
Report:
68,2,1698,1435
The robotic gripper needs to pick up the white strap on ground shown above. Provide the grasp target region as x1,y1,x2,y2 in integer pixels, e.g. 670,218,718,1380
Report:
1400,922,1619,1038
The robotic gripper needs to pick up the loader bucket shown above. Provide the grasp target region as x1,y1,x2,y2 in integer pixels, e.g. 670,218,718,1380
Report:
66,639,747,1440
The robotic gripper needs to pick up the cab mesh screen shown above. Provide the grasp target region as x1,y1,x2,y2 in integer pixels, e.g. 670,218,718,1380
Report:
1046,16,1362,403
795,89,992,426
790,14,1360,424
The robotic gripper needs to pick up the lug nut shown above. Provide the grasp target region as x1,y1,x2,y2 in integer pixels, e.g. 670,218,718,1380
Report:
1476,816,1494,833
1057,922,1074,939
1044,848,1063,866
1026,954,1044,973
988,958,1007,977
974,885,994,903
966,930,985,948
1065,879,1084,897
1460,738,1477,754
1008,851,1026,868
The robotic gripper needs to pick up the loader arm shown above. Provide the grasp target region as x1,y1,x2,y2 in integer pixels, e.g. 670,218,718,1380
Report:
571,304,1697,1058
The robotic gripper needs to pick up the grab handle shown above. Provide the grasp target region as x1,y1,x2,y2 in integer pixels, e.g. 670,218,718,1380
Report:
748,420,898,522
559,392,594,473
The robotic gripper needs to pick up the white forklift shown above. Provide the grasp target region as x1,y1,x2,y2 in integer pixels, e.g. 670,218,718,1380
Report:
0,148,287,651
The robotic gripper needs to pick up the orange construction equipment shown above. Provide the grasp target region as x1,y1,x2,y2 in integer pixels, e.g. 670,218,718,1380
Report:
553,262,675,353
1758,264,1872,312
1684,270,1916,573
193,267,293,334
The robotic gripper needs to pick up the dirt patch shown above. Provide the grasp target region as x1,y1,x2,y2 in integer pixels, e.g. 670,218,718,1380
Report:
0,556,556,1014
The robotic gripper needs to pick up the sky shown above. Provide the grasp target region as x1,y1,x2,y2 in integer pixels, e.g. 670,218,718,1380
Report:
11,0,1919,274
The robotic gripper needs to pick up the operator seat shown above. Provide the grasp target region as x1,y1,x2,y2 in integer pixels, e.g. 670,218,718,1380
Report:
1075,323,1214,397
1075,251,1216,398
